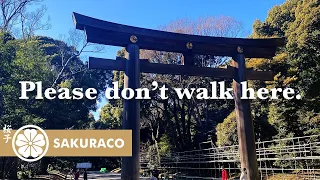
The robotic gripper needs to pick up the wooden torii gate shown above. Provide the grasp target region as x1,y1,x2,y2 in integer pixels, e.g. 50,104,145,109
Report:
73,12,284,180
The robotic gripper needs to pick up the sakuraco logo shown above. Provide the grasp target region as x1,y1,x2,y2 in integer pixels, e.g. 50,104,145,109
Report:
12,125,49,162
1,124,132,161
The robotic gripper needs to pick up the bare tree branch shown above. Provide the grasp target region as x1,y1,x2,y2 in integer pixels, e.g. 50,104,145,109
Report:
51,42,88,87
51,29,107,87
0,0,50,38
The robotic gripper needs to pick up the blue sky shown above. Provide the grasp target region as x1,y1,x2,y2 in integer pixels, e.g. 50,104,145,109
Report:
33,0,285,119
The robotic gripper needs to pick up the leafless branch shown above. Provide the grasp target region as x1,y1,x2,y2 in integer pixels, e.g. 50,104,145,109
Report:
51,42,88,87
51,29,107,87
0,0,50,38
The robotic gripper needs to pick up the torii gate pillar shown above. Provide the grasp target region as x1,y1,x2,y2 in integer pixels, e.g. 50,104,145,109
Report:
233,48,259,180
122,43,141,180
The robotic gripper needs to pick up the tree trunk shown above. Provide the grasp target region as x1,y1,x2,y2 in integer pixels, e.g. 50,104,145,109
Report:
181,100,186,137
154,140,161,165
186,103,192,148
173,99,182,149
151,128,161,166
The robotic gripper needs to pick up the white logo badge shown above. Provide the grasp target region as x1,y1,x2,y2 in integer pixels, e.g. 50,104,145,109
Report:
12,125,49,162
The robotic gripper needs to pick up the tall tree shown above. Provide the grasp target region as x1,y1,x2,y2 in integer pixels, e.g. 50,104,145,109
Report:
0,32,111,177
216,0,320,148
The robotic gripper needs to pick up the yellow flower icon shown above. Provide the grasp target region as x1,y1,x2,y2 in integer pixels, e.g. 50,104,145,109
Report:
15,129,46,158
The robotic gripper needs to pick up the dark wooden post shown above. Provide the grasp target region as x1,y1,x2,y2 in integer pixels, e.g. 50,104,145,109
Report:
121,43,140,180
232,47,259,180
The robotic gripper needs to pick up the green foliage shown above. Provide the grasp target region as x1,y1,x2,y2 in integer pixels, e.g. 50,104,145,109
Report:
216,0,320,148
0,35,53,128
249,0,320,169
216,111,238,147
17,170,32,179
0,32,16,117
98,103,122,129
158,134,172,156
247,0,320,139
285,0,320,98
0,32,113,177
